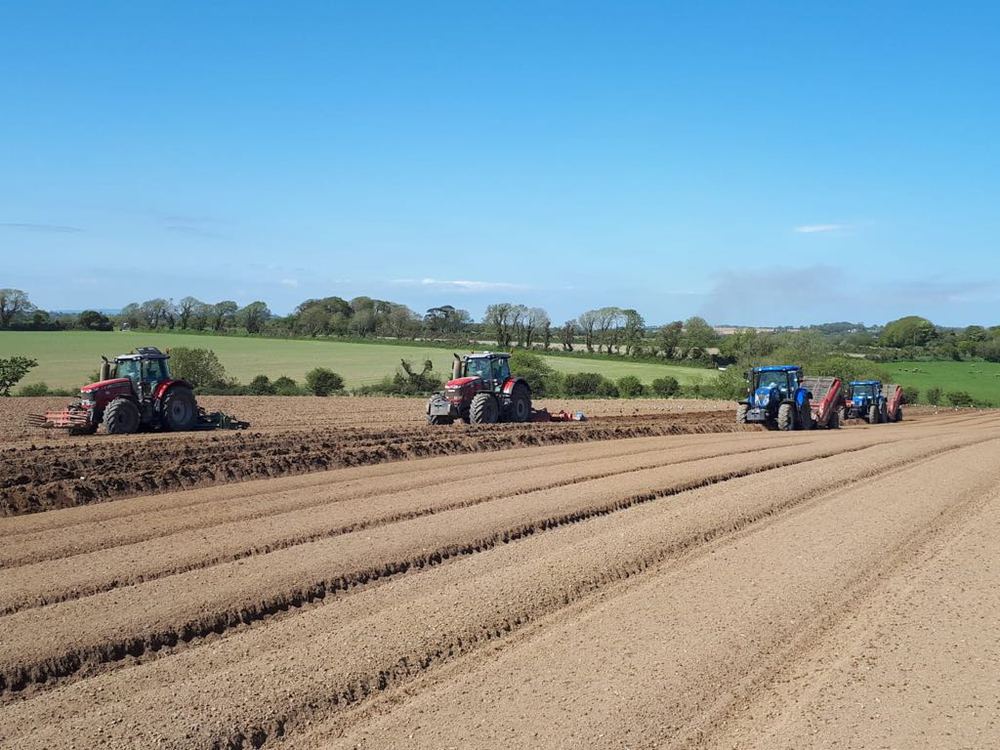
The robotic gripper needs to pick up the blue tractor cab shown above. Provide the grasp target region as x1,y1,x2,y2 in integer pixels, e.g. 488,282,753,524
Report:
737,365,813,431
846,380,887,424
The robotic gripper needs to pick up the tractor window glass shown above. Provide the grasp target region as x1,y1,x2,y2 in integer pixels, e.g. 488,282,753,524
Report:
466,359,490,379
495,358,510,381
757,372,788,391
144,360,168,382
117,360,140,381
853,384,874,397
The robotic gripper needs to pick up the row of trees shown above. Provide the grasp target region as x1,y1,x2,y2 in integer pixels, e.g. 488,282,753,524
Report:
5,287,1000,367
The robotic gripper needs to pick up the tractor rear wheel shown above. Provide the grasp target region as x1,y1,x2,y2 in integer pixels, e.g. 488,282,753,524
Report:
799,400,813,430
103,398,140,435
509,383,531,422
162,387,198,431
868,404,879,424
777,402,795,431
470,393,499,424
736,403,749,424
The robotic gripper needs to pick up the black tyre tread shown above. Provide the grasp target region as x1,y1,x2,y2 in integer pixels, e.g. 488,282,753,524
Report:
469,393,498,424
736,404,749,424
868,405,879,425
162,387,198,431
428,415,453,425
510,382,532,423
777,402,794,431
104,398,140,435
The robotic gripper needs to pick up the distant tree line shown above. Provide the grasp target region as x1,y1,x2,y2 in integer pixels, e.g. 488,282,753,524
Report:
4,288,1000,370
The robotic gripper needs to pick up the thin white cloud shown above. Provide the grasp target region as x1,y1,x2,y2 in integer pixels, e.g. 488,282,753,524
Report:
794,224,849,234
392,278,529,292
279,278,299,288
0,222,83,233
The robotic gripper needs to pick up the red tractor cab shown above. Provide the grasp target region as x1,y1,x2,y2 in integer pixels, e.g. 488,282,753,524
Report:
42,346,200,435
427,352,532,425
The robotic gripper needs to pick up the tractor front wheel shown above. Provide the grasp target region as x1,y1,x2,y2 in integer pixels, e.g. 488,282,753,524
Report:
162,387,198,431
777,403,795,431
428,415,454,425
470,393,499,424
509,383,531,422
828,407,840,429
868,405,880,424
104,398,140,435
736,403,749,424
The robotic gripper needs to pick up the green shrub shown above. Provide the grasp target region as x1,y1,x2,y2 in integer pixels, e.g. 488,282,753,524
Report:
946,390,974,407
305,368,345,396
168,348,228,388
273,376,304,396
355,359,443,396
925,386,942,405
651,376,679,397
616,375,645,398
595,379,619,398
901,385,919,404
563,372,604,397
509,350,562,397
0,356,38,396
248,374,276,395
17,382,50,396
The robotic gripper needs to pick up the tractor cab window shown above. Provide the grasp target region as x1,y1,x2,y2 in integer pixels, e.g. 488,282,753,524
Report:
756,371,792,395
466,358,491,380
143,359,168,385
853,383,874,397
493,358,511,382
116,360,141,383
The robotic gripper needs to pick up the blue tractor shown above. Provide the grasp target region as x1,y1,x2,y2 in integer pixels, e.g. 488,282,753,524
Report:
844,380,888,424
737,365,813,431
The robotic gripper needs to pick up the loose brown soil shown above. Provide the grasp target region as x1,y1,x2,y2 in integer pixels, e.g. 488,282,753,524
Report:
1,407,998,749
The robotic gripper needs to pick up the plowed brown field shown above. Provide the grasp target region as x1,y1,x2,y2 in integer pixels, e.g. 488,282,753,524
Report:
1,405,998,749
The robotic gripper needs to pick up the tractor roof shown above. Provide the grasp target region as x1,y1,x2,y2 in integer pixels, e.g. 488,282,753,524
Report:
116,346,168,361
465,351,509,359
753,365,801,373
850,379,881,385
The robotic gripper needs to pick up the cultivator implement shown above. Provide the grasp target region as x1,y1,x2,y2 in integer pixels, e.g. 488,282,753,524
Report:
27,404,92,432
195,410,251,430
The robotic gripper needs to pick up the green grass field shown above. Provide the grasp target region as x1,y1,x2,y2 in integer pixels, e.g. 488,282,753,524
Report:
885,360,1000,406
0,331,708,391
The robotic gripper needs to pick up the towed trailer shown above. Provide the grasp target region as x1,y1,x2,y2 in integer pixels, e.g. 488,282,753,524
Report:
800,376,843,429
883,383,904,422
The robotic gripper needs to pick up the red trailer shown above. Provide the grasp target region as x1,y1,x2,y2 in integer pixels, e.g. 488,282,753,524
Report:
800,376,843,429
883,383,904,422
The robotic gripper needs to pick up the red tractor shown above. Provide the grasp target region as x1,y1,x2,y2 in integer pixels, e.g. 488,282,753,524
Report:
33,347,206,435
426,352,532,425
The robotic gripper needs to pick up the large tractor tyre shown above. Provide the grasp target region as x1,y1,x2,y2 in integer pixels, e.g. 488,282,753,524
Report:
736,403,749,424
799,401,814,430
509,383,532,423
839,406,849,424
776,402,795,431
469,393,499,424
868,404,880,425
428,415,454,425
828,408,840,430
103,398,140,435
896,407,903,422
162,387,198,431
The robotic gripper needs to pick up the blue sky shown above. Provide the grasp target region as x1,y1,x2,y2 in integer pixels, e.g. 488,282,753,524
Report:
2,1,998,326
